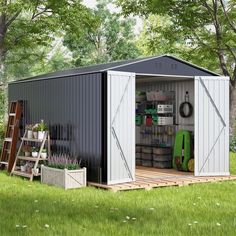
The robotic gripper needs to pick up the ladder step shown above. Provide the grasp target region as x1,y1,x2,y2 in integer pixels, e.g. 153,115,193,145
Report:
0,161,8,165
4,138,12,142
9,113,16,116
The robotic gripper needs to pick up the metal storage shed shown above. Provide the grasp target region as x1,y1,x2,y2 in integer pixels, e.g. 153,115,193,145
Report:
8,55,229,184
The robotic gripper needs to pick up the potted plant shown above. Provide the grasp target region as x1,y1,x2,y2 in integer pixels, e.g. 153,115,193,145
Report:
41,153,86,189
38,120,47,140
32,147,39,158
32,123,39,139
25,124,33,139
20,161,27,172
41,149,47,159
22,145,31,157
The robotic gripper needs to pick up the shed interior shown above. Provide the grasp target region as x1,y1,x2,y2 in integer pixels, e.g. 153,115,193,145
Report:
135,75,194,173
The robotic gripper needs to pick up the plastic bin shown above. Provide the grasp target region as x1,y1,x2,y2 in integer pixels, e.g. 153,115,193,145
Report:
142,153,152,161
142,160,152,167
153,161,172,168
142,147,153,154
153,148,172,155
153,154,172,162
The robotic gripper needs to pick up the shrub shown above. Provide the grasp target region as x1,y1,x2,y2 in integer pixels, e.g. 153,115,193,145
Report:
47,153,80,170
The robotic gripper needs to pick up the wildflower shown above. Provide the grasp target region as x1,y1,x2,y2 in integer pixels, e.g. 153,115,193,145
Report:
132,218,136,220
126,216,130,220
216,223,221,226
45,224,50,228
193,221,198,224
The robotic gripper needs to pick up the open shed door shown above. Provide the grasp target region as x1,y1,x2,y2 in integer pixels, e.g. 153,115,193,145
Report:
107,71,135,184
194,76,229,176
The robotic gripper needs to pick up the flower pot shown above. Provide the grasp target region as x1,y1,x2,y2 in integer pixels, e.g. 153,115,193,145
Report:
27,130,33,139
32,152,38,158
20,165,26,172
38,131,45,140
41,166,87,189
33,131,38,139
32,168,39,175
40,152,47,159
24,151,30,157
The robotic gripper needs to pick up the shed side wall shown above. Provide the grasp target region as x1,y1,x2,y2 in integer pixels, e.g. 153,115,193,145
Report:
8,73,103,182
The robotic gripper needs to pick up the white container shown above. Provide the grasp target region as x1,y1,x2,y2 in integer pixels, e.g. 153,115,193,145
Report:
38,131,45,140
32,168,39,175
33,131,38,139
157,104,173,114
32,152,38,158
158,117,173,125
25,151,30,157
20,165,26,172
27,130,33,139
41,166,87,189
40,152,47,159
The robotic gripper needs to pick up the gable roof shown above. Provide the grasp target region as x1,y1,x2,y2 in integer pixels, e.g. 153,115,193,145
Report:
10,55,219,83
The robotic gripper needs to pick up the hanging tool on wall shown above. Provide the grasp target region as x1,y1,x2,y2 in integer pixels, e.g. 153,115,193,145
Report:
179,91,193,118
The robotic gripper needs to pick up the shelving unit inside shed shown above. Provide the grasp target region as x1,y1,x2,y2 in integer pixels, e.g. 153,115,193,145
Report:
135,77,195,171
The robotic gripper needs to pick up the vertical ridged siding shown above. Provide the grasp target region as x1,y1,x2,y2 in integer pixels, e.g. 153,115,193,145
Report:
194,76,229,176
8,73,103,180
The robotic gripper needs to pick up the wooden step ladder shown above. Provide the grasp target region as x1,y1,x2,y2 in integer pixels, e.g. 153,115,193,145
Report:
0,101,22,172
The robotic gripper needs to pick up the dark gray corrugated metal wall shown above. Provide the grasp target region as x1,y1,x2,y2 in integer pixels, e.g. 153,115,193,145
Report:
8,73,103,182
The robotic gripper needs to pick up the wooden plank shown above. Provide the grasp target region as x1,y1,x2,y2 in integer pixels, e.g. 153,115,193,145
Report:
17,156,46,161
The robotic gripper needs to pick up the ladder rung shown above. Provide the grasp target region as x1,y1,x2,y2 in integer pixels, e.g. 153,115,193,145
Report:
0,161,8,165
4,149,10,154
9,113,16,116
4,138,12,142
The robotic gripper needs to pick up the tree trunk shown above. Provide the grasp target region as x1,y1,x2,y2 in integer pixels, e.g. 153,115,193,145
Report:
230,85,236,137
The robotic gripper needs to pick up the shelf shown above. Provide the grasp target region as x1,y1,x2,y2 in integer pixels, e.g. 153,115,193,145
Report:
12,170,31,178
21,137,45,142
12,170,41,177
17,156,47,161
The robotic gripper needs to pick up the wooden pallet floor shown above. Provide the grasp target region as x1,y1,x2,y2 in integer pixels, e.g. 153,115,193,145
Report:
88,166,236,192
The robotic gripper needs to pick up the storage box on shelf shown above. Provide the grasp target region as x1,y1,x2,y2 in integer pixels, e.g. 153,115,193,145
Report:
135,146,142,166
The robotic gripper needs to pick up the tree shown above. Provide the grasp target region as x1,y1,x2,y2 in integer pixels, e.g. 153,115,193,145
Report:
64,0,140,66
0,0,91,82
118,0,236,133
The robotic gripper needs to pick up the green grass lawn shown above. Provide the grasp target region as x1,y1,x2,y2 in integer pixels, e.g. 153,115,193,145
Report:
0,154,236,236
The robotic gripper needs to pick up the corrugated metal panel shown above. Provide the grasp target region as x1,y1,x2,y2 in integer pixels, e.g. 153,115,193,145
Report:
107,71,135,184
194,76,229,176
8,73,103,182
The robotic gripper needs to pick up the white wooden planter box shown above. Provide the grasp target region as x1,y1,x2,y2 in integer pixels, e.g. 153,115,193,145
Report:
41,166,86,189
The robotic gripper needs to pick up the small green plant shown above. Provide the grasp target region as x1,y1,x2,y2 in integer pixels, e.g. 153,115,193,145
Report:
25,124,34,130
0,123,6,150
32,147,39,152
22,145,31,152
38,120,47,131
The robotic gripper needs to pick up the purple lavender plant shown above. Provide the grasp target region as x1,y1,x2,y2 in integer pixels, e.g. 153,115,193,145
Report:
47,153,80,170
